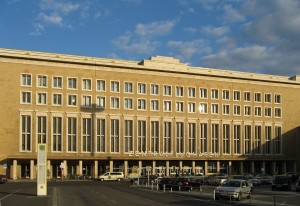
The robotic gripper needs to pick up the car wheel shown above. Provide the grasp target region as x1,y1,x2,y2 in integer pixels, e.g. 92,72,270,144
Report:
247,193,251,199
237,193,242,201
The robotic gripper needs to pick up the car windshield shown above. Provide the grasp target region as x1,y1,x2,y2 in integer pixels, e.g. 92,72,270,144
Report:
222,181,241,187
275,176,288,184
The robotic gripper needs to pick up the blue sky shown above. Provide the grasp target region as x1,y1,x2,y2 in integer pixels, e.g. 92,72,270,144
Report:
1,0,300,76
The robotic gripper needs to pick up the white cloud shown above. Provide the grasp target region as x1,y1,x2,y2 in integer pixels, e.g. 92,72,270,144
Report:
40,0,80,15
202,26,228,37
223,4,245,23
38,12,63,26
29,23,45,36
135,20,177,38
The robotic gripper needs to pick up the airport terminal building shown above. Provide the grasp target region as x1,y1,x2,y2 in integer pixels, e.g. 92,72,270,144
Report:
0,48,299,180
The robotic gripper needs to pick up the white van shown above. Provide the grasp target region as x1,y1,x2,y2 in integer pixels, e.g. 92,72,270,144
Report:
99,172,124,181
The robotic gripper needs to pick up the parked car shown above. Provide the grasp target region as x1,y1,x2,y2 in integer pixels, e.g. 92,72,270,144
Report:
0,175,7,183
231,175,253,191
158,177,174,190
215,179,251,201
171,177,191,191
295,177,300,192
247,175,262,186
98,172,124,181
206,175,227,186
272,175,291,191
255,174,273,185
189,177,204,189
131,175,158,185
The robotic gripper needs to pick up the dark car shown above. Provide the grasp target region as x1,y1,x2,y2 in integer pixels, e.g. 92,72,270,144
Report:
0,175,7,183
158,177,174,190
171,177,191,191
272,175,291,191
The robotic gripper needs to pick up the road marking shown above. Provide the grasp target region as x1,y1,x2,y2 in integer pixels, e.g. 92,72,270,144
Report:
52,187,58,206
110,199,117,204
0,189,20,201
281,201,287,205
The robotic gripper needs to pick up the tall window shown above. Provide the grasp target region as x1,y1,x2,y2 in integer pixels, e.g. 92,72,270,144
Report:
244,125,251,154
151,100,159,111
137,120,146,152
138,83,146,94
211,104,218,114
124,82,133,93
233,91,241,101
21,115,31,151
82,96,91,107
53,93,62,105
97,80,105,91
244,92,251,101
96,96,105,108
211,89,219,99
67,117,77,152
254,125,261,154
188,102,196,113
37,75,47,87
274,126,282,154
111,119,119,152
97,119,106,153
222,124,230,154
233,125,241,154
53,117,62,152
265,126,271,155
68,94,77,106
188,123,196,153
37,93,47,105
274,94,281,104
137,99,146,110
199,103,207,114
21,74,31,86
222,90,230,100
163,122,172,153
244,106,251,116
124,98,133,109
53,76,62,88
82,79,92,90
68,78,77,89
222,104,230,115
265,107,272,117
111,81,119,92
199,123,207,153
254,93,261,102
37,116,47,144
82,118,92,152
150,84,159,95
21,91,31,104
163,101,171,111
163,85,171,96
176,122,184,153
124,120,133,153
150,121,159,153
233,105,241,115
111,97,120,109
265,93,271,103
176,86,183,97
211,124,219,153
254,107,262,116
188,87,196,98
199,88,207,99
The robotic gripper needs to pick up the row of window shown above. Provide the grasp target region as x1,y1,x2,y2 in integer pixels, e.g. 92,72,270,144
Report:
20,91,282,117
21,74,282,103
20,114,282,155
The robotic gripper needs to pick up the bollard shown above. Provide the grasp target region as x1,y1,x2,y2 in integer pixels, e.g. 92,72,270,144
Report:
157,182,159,191
163,184,165,192
200,185,202,192
171,187,173,193
179,185,181,191
213,190,215,200
151,181,154,190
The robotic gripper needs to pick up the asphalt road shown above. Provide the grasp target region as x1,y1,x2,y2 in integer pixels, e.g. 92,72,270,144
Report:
0,180,300,206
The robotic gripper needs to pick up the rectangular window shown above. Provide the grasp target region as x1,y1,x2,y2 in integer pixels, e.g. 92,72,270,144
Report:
67,117,77,152
21,74,31,86
163,85,172,96
254,107,262,117
274,126,281,154
244,125,251,154
82,79,92,90
211,104,218,114
111,119,119,153
150,84,159,95
199,103,208,114
37,93,47,105
254,93,261,102
163,101,171,112
275,108,282,117
199,123,207,153
163,122,172,153
150,100,159,111
211,124,219,153
233,125,241,154
82,96,91,107
233,105,241,115
138,83,146,94
222,124,230,154
53,76,62,88
265,126,271,155
137,120,146,152
188,87,196,98
111,97,120,109
82,118,92,152
176,122,184,153
199,88,207,99
265,93,271,103
176,86,183,97
21,115,31,151
124,98,133,109
265,107,272,117
137,99,146,110
68,78,77,89
188,102,196,113
37,116,47,144
150,121,159,153
244,92,251,102
211,89,219,99
274,94,281,104
97,119,105,152
53,93,62,105
222,104,230,115
21,91,31,104
37,75,47,87
97,80,105,91
124,120,133,153
233,91,240,101
176,102,183,112
68,94,77,106
111,81,120,92
124,82,133,93
96,96,105,108
53,117,62,152
244,106,251,116
222,90,230,100
254,125,262,154
188,123,196,153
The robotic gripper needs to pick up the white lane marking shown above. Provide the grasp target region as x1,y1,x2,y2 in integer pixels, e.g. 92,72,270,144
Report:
0,189,20,201
52,187,58,206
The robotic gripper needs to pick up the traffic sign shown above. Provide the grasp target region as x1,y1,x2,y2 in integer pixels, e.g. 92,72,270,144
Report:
3,163,7,169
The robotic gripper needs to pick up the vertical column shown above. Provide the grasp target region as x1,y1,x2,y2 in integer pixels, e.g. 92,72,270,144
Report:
240,161,244,174
78,160,83,175
30,160,35,180
204,161,208,175
282,161,287,174
13,160,17,180
110,160,114,173
94,160,98,179
261,161,266,174
217,161,220,173
63,160,67,177
228,161,232,176
166,161,169,176
251,161,255,174
152,160,156,176
124,160,128,178
192,161,195,175
47,160,51,179
179,160,182,174
138,160,142,176
272,161,276,175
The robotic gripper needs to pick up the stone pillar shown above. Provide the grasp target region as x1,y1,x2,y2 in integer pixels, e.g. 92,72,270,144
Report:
179,160,183,174
124,160,128,178
251,161,255,174
261,161,266,174
94,160,98,179
217,161,220,173
47,160,51,179
110,160,114,173
13,160,17,180
78,160,83,175
192,161,195,174
166,161,169,176
228,161,232,175
30,160,35,180
138,160,142,176
204,161,208,175
63,160,67,177
272,161,276,175
152,160,156,175
282,161,287,174
240,161,244,174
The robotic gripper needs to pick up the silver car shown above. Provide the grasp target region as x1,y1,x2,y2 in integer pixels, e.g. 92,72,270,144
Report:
215,179,251,201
